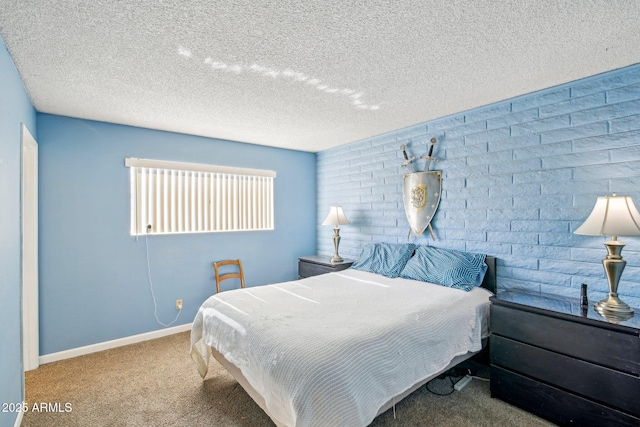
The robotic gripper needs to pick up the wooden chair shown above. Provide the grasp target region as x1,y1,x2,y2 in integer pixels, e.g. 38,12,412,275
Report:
213,259,245,293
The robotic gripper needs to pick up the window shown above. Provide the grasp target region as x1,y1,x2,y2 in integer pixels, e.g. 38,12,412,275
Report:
126,158,276,235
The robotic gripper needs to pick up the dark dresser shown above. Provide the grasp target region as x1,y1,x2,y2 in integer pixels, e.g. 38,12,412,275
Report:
298,255,354,279
490,290,640,427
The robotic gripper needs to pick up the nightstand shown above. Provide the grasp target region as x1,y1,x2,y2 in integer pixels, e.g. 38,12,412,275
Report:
490,291,640,427
298,255,354,279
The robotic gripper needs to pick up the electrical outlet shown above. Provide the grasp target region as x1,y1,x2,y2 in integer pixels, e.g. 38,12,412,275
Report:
175,299,183,310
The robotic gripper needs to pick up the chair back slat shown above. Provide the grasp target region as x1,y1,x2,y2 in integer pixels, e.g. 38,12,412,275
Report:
213,259,245,293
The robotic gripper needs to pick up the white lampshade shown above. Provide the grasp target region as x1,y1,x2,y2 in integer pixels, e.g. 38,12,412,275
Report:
575,195,640,237
322,206,349,226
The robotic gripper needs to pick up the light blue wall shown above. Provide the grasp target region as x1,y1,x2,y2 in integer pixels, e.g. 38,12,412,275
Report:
0,36,37,427
317,63,640,309
37,114,316,355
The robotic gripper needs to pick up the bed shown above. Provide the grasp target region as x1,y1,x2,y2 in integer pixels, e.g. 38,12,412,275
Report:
191,244,496,427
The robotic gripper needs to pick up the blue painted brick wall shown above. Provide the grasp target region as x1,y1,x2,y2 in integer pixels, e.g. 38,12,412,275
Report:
317,64,640,308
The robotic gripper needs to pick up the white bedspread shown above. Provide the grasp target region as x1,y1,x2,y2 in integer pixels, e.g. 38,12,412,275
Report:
191,269,491,427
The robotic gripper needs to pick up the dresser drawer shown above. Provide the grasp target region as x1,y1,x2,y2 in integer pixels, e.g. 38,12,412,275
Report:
491,335,640,416
491,366,640,427
298,256,354,278
299,261,332,278
491,304,640,375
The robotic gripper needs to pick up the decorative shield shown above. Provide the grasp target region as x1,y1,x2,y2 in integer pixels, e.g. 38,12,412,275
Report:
402,171,442,237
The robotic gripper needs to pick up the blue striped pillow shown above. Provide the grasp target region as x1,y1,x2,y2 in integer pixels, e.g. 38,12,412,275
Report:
400,246,486,291
351,243,416,278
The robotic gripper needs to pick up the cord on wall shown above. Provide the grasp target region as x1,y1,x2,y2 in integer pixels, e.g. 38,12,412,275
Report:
145,231,182,327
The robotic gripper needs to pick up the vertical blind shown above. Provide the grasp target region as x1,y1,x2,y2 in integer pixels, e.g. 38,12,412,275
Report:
125,158,276,235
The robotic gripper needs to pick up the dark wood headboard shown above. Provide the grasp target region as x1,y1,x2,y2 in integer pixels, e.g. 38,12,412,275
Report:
481,256,497,294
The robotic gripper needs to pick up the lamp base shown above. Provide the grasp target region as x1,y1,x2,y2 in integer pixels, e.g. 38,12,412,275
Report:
330,254,344,264
593,239,635,320
330,226,343,264
594,294,634,315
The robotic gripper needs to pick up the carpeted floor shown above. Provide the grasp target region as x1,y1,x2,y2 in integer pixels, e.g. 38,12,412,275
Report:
23,332,555,426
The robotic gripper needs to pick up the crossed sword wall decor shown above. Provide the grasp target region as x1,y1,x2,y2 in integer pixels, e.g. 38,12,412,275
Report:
400,137,440,240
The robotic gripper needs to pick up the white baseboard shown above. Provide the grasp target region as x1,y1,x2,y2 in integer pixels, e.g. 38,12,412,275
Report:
39,322,192,365
13,410,24,427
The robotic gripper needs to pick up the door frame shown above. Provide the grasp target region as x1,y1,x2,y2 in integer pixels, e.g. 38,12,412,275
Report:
21,123,39,371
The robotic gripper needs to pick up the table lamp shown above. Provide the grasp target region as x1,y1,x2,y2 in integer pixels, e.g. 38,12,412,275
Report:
322,206,349,263
574,194,640,316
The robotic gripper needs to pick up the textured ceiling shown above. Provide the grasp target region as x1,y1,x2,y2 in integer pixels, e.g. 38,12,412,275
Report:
1,1,640,152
